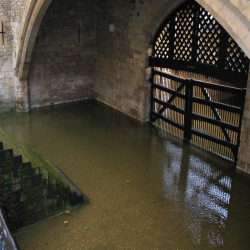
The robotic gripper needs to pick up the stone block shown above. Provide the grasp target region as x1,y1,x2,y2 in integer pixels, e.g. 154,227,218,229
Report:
240,153,250,165
243,109,250,119
237,159,247,172
240,132,248,143
221,4,237,27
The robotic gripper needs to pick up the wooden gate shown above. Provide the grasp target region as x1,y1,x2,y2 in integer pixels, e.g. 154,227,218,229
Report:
149,0,249,162
150,69,246,162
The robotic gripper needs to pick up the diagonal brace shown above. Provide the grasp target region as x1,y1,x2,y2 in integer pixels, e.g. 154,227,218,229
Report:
152,82,185,122
200,87,232,144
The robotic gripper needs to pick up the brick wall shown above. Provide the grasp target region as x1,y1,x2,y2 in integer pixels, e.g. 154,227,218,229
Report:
28,0,95,108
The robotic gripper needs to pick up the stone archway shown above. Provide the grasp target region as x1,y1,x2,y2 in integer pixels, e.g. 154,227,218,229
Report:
15,0,53,81
15,0,250,113
13,0,53,111
146,0,250,58
145,0,250,172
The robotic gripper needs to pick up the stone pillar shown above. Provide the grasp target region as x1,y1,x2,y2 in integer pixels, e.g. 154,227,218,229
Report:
237,65,250,174
14,76,30,112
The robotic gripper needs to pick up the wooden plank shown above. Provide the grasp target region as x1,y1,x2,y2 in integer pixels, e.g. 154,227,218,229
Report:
153,68,246,94
151,79,185,123
191,129,238,150
192,79,246,94
149,57,248,87
153,69,187,84
153,97,185,114
184,79,193,141
200,86,232,143
152,112,184,130
191,113,240,132
152,83,185,99
192,97,242,114
149,78,155,122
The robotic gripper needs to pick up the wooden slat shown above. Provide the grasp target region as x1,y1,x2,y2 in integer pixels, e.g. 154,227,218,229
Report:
152,83,185,99
153,69,187,84
153,68,246,94
191,113,240,132
149,57,248,87
192,97,242,114
153,97,185,114
152,112,184,131
191,129,238,150
191,79,246,94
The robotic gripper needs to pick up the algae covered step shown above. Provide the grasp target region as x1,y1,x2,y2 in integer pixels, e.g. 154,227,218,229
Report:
0,128,89,232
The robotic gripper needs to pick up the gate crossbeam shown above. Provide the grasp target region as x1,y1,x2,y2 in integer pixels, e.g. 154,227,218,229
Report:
151,82,185,123
199,87,237,157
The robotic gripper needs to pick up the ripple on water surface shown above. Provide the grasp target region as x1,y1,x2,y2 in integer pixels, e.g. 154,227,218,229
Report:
0,101,250,250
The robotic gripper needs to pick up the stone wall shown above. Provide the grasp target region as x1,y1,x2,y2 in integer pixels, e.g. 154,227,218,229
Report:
28,0,95,108
94,0,155,121
93,0,188,121
0,1,15,113
0,0,25,113
1,0,250,173
237,66,250,174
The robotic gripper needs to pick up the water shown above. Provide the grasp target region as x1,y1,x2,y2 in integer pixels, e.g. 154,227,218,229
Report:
0,100,250,250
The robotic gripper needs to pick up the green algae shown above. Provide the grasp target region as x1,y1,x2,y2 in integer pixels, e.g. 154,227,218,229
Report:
0,126,67,187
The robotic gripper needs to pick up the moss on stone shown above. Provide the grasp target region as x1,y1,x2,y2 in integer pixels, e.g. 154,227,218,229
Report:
0,126,67,187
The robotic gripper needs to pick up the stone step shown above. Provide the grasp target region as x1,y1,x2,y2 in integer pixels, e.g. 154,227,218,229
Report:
0,149,13,161
0,141,88,232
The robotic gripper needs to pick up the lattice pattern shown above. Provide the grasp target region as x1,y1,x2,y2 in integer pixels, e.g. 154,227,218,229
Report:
155,21,171,59
173,3,195,61
153,1,249,76
225,37,249,74
196,7,221,66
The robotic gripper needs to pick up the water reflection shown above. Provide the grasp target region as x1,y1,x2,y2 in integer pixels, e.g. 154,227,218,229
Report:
0,101,250,249
162,140,233,246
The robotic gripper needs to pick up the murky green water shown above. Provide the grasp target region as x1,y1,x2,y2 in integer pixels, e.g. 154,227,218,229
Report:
0,100,250,250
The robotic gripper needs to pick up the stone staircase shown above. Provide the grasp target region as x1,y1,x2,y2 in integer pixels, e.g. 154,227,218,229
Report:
0,141,88,231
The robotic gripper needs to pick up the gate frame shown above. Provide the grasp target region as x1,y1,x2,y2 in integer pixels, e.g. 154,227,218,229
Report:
149,0,249,163
150,69,246,162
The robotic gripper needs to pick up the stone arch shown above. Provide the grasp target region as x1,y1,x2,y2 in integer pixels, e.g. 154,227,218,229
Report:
15,0,53,80
144,0,250,171
145,0,250,59
16,0,250,89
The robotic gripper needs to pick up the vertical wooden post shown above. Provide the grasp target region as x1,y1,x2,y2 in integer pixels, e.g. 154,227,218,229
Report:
184,79,193,141
149,72,155,122
235,88,247,163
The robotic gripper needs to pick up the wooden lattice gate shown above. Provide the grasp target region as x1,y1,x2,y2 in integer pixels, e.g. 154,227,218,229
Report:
149,0,249,162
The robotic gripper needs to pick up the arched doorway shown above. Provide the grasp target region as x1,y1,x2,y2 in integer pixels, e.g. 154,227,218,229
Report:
149,0,249,163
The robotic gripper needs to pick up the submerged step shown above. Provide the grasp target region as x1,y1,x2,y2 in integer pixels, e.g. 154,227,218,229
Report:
0,149,13,161
0,141,89,233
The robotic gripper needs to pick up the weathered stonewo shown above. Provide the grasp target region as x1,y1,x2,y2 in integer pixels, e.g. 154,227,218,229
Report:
0,0,250,173
27,0,95,108
237,65,250,174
